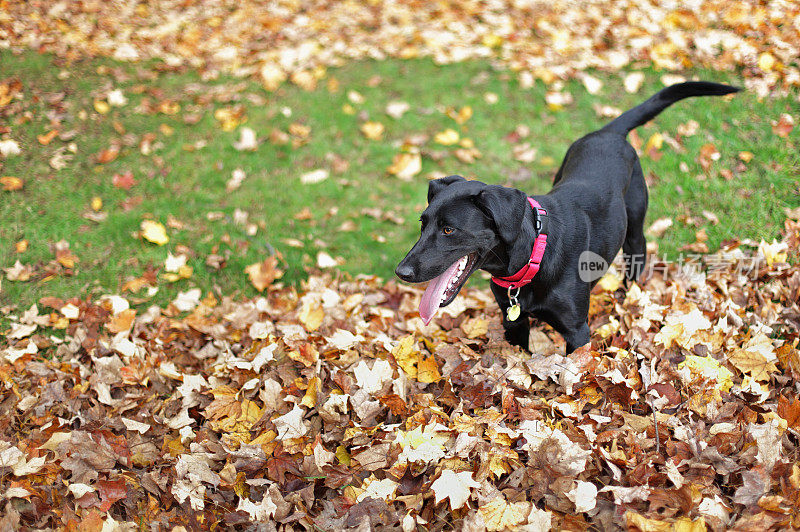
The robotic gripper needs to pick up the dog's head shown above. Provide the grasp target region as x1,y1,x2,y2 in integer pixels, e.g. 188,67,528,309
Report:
395,175,528,323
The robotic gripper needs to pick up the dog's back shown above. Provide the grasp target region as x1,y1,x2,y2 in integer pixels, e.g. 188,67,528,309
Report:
546,81,740,279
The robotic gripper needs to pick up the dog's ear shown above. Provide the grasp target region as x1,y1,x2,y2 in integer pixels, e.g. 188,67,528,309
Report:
476,185,528,244
427,175,465,202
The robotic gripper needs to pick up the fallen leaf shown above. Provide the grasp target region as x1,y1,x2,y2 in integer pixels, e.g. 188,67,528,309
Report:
360,121,385,140
245,256,283,291
434,129,460,145
1,176,23,191
140,220,169,246
112,171,137,190
431,470,479,510
300,169,329,184
772,113,794,138
387,152,422,181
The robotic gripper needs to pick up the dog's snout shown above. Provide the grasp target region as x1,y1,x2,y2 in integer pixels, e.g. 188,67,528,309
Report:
395,262,415,281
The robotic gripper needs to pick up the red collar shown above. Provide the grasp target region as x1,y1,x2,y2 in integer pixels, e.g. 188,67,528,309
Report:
491,197,547,290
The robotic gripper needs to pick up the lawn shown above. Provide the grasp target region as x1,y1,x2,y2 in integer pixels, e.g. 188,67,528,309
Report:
1,49,798,312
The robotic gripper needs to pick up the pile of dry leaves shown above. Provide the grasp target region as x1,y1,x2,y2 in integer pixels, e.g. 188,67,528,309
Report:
1,216,798,530
2,1,798,96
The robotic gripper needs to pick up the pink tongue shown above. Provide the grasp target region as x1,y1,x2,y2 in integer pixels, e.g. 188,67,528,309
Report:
419,260,462,324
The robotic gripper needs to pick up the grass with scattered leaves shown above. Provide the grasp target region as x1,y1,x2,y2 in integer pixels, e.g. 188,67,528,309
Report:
1,49,797,313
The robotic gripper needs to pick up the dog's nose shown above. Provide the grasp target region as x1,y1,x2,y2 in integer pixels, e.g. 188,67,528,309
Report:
395,263,414,281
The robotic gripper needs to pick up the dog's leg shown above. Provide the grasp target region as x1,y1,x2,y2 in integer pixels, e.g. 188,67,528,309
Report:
502,316,530,351
623,159,648,282
563,322,591,353
537,295,591,354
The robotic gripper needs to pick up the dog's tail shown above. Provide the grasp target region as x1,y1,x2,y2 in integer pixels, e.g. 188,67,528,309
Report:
602,81,741,135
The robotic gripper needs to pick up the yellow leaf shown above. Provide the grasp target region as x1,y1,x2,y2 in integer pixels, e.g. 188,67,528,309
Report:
597,271,622,291
290,70,317,91
417,355,441,384
93,99,110,114
286,343,319,368
336,445,351,466
738,151,754,163
461,317,488,339
434,128,460,145
260,63,286,91
360,121,385,140
140,220,169,245
392,335,418,378
0,176,23,191
679,355,734,392
106,308,136,333
250,429,277,446
728,349,778,382
482,33,503,48
245,256,283,291
758,52,776,72
90,196,103,211
673,517,708,532
479,498,529,532
758,239,788,268
624,511,672,532
447,106,473,124
645,132,663,152
387,152,421,181
299,300,324,331
301,377,319,408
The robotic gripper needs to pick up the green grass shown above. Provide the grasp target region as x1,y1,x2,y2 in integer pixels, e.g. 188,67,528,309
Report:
1,49,798,314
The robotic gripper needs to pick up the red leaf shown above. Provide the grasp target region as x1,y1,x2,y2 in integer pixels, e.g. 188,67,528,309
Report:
112,171,137,190
97,479,127,512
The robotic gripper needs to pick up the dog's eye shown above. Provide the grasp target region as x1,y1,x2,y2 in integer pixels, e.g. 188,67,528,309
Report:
442,226,454,235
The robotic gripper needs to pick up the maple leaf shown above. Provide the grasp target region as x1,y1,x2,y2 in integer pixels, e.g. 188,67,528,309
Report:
300,169,329,184
434,128,460,145
245,256,283,291
0,176,23,191
772,113,794,138
396,424,450,465
387,152,421,181
112,171,137,189
479,498,529,532
777,395,800,430
298,299,324,331
360,121,385,140
357,476,398,502
385,101,410,119
233,127,258,151
273,405,308,440
97,479,127,512
430,469,479,510
567,481,598,513
353,359,393,394
3,260,33,281
139,220,169,245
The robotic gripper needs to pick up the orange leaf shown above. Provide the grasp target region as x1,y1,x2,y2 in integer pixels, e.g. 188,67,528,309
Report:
0,176,23,191
96,146,120,164
245,256,283,291
37,129,59,145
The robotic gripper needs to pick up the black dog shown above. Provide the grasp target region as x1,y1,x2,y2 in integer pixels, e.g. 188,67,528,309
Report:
396,81,739,353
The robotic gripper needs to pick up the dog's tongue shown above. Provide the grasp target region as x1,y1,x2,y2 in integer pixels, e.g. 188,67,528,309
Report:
419,260,462,325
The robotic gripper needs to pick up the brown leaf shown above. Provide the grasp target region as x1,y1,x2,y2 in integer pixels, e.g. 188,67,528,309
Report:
772,113,794,138
245,256,283,291
777,395,800,430
95,146,120,164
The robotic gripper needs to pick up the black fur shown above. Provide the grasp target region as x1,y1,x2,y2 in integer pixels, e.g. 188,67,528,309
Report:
396,81,740,353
